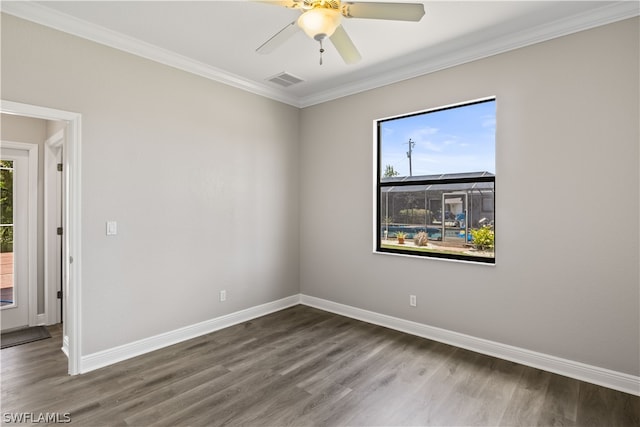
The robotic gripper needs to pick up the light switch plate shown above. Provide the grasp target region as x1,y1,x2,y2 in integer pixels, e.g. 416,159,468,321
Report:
106,221,117,236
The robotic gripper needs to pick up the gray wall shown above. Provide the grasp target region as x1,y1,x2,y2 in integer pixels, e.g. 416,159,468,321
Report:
1,14,300,354
299,17,639,376
2,11,638,377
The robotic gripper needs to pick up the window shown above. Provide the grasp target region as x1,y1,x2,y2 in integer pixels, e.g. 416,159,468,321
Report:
1,160,14,306
376,98,496,263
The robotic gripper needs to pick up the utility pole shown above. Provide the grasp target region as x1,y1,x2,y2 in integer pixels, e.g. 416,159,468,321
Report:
406,138,415,176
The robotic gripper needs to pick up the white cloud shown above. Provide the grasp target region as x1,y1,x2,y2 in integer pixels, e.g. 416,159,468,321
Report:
482,116,496,128
423,141,443,152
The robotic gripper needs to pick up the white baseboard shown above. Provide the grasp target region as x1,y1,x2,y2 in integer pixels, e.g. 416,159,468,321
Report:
35,313,47,326
80,295,300,374
300,294,640,396
78,292,639,396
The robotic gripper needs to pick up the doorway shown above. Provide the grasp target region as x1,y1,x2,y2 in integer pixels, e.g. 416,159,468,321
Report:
44,129,64,326
0,143,38,330
1,100,82,375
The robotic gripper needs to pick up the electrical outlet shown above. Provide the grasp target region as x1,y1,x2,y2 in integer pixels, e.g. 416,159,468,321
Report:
219,290,226,302
106,221,117,236
410,295,417,307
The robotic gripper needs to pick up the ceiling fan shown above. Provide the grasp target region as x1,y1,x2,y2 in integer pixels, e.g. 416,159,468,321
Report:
256,1,425,65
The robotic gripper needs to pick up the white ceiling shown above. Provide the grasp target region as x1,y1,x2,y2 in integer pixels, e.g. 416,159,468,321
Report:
2,1,638,107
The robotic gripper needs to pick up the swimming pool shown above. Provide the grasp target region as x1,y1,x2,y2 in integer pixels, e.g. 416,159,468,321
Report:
382,225,442,241
382,225,473,242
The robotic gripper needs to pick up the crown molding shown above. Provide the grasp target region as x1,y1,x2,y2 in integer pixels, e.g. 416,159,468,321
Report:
298,1,640,107
2,1,638,109
0,1,301,107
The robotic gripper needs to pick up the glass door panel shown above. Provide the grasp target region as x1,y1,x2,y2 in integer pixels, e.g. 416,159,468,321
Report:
0,160,14,308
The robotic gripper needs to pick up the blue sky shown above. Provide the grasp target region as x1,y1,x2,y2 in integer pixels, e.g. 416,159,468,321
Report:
380,99,496,177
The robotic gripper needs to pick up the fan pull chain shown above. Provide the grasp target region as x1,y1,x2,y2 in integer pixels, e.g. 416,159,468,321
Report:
318,39,325,65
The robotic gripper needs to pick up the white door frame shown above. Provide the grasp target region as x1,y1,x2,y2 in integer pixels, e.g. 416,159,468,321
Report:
1,100,82,376
0,141,38,329
44,129,64,325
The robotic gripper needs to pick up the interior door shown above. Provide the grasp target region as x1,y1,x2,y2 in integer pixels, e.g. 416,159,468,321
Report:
1,148,31,330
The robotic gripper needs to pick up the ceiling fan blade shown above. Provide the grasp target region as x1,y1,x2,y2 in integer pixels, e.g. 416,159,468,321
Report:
253,0,301,9
342,2,425,21
330,25,362,65
256,21,300,54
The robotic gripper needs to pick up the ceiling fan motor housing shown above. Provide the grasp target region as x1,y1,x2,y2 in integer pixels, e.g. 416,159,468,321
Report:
297,6,342,39
301,0,341,11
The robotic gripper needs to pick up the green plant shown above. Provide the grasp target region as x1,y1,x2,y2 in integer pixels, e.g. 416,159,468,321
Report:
395,231,406,238
0,161,13,253
470,225,494,251
383,165,400,177
413,231,428,246
0,227,13,252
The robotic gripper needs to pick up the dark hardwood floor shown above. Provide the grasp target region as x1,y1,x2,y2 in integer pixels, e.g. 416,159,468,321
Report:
1,305,638,426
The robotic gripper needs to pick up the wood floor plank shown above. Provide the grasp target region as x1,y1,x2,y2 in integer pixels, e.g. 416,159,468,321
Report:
1,305,638,426
438,357,525,426
499,366,553,426
387,347,483,425
267,380,353,426
576,381,640,427
75,364,231,426
536,373,580,426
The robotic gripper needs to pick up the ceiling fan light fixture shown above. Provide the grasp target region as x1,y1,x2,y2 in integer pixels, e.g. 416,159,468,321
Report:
297,7,342,40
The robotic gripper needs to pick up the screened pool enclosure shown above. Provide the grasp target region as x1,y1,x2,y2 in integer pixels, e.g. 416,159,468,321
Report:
378,172,494,258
